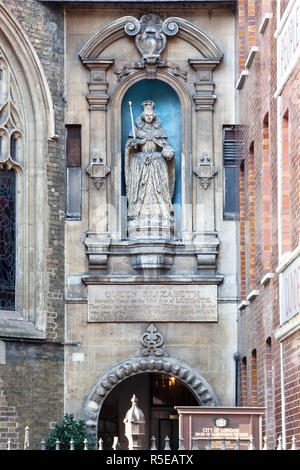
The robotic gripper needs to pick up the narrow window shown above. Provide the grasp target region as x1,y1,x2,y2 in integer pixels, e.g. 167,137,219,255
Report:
248,142,256,290
251,349,258,406
281,110,291,255
66,125,81,220
240,160,246,299
262,115,271,271
0,167,16,310
241,357,248,406
223,125,238,218
10,134,18,161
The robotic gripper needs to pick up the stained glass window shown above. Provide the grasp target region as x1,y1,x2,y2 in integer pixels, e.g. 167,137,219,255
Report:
0,167,16,310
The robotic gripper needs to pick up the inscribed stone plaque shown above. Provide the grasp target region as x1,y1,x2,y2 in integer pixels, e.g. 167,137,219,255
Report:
87,284,217,322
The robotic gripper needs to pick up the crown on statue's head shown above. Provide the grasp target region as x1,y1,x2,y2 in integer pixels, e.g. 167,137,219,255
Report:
141,100,155,111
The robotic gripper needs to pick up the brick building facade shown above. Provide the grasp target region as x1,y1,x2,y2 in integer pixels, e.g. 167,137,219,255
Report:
0,0,65,450
236,0,300,449
0,0,299,451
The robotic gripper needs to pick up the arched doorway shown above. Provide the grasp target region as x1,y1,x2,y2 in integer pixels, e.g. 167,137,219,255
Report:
98,372,198,450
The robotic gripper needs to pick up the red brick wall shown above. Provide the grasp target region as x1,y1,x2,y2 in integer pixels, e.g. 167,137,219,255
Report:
237,0,300,450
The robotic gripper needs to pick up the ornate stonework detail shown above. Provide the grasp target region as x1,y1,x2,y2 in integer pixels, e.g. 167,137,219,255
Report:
115,60,187,82
120,14,186,80
84,355,219,432
139,323,167,357
125,14,178,63
0,53,23,172
86,153,110,190
193,154,217,190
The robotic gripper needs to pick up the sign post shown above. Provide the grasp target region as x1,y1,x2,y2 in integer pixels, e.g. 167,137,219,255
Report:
175,407,265,450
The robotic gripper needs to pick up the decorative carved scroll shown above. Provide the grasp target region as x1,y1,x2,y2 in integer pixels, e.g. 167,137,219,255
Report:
139,323,167,357
125,14,179,64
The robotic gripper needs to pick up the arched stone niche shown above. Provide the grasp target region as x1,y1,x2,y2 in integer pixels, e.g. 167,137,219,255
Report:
111,71,190,242
84,355,219,437
80,13,223,277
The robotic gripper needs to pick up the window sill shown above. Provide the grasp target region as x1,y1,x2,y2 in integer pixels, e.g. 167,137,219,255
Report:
0,312,45,339
273,312,300,342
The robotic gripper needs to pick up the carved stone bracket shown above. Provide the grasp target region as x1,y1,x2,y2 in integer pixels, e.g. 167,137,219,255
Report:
84,231,110,271
139,323,168,357
193,154,217,190
86,153,110,190
115,59,187,81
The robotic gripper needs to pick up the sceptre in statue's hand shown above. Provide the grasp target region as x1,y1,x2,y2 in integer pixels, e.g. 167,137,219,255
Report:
128,101,136,140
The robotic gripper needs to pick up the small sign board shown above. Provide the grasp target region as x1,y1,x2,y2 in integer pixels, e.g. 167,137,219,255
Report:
175,407,265,450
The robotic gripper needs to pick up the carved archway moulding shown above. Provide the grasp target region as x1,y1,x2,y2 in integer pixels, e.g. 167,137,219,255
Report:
79,15,223,61
84,355,219,432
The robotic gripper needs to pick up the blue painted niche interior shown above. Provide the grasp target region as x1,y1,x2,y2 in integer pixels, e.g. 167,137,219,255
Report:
121,80,182,211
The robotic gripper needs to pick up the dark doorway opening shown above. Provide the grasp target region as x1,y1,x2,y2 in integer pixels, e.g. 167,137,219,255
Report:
98,372,198,450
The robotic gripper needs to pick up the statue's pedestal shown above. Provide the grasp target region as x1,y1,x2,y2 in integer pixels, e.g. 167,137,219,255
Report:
128,215,175,241
128,239,176,275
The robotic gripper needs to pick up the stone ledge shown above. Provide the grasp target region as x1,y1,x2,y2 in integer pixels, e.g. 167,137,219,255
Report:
245,46,259,69
236,70,249,90
273,312,300,342
238,300,250,311
276,244,300,274
82,274,224,285
247,290,260,302
260,272,275,286
0,318,45,339
259,13,273,34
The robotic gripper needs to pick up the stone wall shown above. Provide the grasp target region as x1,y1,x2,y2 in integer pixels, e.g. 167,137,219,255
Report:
0,0,65,449
236,0,300,450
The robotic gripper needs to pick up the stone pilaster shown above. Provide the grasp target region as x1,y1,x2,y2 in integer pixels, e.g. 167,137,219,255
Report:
189,59,221,272
81,58,114,270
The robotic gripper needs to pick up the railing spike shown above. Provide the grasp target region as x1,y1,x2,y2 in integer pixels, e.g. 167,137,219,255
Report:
221,437,227,450
112,436,120,450
191,436,199,450
164,436,171,450
98,438,104,450
150,435,157,451
234,437,240,450
24,426,30,450
276,435,283,450
291,436,297,451
248,435,255,450
205,437,212,450
178,437,185,450
83,438,88,450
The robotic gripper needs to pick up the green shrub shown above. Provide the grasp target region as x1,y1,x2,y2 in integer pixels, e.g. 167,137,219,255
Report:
45,414,96,450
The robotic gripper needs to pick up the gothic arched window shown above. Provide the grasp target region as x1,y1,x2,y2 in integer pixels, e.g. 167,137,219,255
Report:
0,53,22,311
0,167,16,309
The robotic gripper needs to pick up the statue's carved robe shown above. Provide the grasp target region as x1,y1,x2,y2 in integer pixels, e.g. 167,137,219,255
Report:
125,115,175,239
